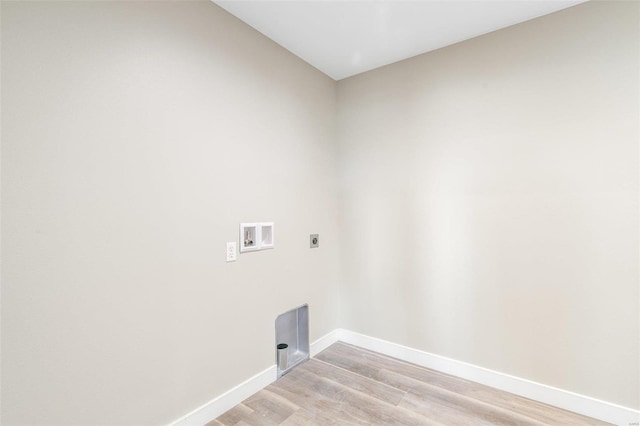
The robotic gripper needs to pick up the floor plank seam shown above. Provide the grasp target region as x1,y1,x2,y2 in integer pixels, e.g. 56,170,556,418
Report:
288,367,437,425
311,357,409,405
212,343,612,426
335,341,614,424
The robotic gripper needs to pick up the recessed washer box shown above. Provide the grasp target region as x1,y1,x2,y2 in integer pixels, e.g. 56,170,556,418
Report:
260,222,274,249
239,223,259,252
239,222,275,252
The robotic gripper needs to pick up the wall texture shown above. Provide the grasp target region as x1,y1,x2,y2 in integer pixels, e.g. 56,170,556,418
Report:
2,1,639,425
337,0,639,410
1,2,341,424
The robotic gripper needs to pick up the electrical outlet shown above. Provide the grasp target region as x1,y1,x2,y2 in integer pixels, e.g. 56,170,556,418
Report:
226,242,237,262
310,234,319,248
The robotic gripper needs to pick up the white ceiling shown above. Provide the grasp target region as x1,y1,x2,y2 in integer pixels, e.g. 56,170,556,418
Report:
214,0,587,80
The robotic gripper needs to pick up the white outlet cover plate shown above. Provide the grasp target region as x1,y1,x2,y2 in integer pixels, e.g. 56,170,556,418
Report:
226,242,237,262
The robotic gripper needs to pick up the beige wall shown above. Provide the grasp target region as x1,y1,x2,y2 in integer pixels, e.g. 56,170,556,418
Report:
2,1,639,424
337,0,639,410
1,2,341,424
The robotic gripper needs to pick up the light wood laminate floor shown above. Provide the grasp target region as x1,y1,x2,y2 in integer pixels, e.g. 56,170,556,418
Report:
209,342,610,425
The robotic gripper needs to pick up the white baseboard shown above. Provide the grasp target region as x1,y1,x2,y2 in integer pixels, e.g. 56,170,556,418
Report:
168,330,340,426
337,329,640,426
169,328,639,426
310,329,341,357
169,364,276,426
